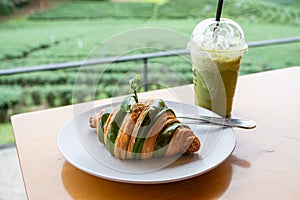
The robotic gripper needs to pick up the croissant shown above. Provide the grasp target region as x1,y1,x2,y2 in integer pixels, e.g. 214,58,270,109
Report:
89,99,200,160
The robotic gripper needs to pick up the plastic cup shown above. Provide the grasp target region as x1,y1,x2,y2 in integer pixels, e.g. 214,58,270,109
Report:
188,18,247,117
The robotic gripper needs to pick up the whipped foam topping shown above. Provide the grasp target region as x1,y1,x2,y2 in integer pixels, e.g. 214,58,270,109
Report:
189,18,247,51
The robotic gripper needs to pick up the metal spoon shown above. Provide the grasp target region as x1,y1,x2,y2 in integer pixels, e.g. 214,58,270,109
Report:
177,114,256,129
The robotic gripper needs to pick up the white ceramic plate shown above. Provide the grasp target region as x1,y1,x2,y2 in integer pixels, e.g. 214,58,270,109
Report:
57,100,236,184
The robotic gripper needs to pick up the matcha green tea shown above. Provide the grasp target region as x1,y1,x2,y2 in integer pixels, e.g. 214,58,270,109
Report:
189,18,247,117
192,52,243,117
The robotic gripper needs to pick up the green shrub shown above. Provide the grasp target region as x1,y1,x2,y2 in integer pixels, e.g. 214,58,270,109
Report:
58,86,73,106
0,71,76,86
13,0,29,8
0,0,29,15
0,86,22,122
0,0,13,15
29,85,71,107
0,86,22,108
31,87,43,105
29,1,155,20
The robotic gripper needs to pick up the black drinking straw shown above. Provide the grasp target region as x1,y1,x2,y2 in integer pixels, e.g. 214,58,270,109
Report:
215,0,224,22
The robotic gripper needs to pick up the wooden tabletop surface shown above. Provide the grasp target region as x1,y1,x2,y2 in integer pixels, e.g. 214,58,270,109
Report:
12,67,300,200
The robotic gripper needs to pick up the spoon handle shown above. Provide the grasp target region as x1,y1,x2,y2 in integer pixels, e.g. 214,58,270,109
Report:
177,114,256,129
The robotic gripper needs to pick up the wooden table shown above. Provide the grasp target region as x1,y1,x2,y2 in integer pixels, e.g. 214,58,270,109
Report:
12,67,300,200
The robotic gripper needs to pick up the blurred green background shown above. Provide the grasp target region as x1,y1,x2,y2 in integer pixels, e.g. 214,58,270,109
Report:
0,0,299,144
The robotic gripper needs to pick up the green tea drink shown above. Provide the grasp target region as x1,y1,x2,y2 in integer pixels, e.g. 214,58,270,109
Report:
191,50,243,117
189,18,247,117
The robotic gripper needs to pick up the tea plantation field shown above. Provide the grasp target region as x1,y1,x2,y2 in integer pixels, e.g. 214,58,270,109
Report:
0,0,300,144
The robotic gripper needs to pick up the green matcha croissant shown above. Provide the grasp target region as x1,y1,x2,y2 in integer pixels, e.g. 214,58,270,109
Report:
89,99,200,160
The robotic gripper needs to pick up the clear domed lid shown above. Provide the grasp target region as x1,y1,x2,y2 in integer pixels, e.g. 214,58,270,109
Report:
189,18,247,51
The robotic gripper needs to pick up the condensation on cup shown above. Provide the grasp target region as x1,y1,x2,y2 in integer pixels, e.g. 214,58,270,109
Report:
188,18,248,117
